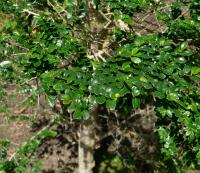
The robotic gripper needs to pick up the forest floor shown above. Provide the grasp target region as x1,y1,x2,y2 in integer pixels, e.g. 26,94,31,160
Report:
0,83,79,173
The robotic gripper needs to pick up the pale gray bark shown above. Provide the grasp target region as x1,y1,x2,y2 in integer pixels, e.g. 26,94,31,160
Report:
78,119,96,173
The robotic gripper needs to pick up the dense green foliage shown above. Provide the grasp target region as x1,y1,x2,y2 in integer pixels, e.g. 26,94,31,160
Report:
0,0,200,172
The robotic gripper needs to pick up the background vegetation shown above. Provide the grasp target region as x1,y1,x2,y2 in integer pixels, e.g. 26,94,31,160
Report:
0,0,200,172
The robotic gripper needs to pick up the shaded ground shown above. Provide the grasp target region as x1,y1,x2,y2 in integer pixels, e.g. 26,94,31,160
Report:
35,123,78,173
0,82,79,173
0,116,33,156
0,83,36,157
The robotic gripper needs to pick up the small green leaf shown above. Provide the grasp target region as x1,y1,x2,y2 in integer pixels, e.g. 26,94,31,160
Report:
191,66,200,75
180,42,188,50
167,93,179,101
166,93,186,107
106,99,116,110
131,48,139,55
123,16,134,25
183,65,191,74
196,150,200,160
46,130,57,137
47,44,56,53
46,54,60,64
61,94,71,105
122,62,131,70
178,57,186,64
39,129,57,138
132,86,140,96
132,98,140,109
96,96,106,104
154,91,165,99
82,110,90,120
182,50,192,56
131,57,141,64
73,110,82,119
139,76,147,82
53,81,67,91
190,76,200,83
33,60,41,67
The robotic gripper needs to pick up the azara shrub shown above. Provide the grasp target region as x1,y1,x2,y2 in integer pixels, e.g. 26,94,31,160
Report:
0,0,200,172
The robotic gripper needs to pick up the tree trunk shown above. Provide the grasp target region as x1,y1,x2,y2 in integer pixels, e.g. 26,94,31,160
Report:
78,118,96,173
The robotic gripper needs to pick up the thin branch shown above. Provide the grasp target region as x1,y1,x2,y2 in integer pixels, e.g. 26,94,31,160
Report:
154,10,164,33
47,0,67,23
21,77,37,85
10,53,27,56
23,9,39,16
8,39,29,51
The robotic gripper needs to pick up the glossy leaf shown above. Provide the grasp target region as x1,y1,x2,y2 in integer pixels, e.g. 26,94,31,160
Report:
132,98,140,109
106,99,116,110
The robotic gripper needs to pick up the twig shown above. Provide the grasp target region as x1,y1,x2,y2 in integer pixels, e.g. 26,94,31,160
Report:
8,39,29,51
154,10,164,33
21,77,37,85
141,13,151,22
23,9,39,16
10,53,27,56
47,0,67,23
